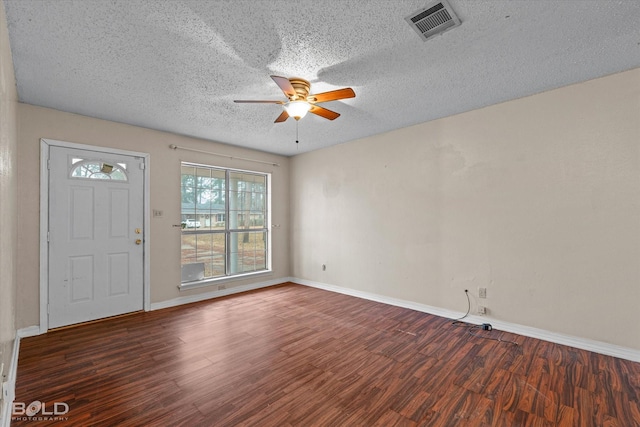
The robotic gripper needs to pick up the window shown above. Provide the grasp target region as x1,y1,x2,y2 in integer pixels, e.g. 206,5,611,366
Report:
180,163,270,285
70,159,128,181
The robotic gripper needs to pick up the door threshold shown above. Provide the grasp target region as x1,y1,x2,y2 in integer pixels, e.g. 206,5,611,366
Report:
49,310,144,331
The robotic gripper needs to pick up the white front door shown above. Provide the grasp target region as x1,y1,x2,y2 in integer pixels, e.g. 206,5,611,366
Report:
48,146,145,328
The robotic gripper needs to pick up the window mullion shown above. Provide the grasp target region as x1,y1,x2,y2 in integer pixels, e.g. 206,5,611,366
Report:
225,169,230,276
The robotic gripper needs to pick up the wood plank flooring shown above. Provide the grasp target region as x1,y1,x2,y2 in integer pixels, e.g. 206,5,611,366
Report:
12,283,640,426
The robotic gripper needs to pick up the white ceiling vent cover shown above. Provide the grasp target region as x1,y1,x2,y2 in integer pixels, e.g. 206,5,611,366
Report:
405,0,461,42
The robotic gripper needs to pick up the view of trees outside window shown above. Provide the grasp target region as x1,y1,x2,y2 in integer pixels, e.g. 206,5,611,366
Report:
181,163,268,282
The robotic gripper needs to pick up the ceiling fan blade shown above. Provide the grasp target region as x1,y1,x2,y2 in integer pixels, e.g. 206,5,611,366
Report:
309,105,340,120
234,100,284,104
274,110,289,123
308,88,355,103
271,75,296,98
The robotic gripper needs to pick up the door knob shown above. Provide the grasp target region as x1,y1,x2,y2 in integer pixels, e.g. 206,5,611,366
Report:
135,239,142,245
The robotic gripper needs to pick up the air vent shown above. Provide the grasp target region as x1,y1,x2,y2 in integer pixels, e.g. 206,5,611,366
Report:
405,0,461,42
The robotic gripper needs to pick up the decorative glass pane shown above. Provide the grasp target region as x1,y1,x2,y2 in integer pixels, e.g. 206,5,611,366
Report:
70,160,128,181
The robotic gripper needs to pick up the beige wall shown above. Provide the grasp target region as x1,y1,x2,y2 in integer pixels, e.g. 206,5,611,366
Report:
0,0,18,381
291,68,640,350
16,104,290,329
5,4,639,352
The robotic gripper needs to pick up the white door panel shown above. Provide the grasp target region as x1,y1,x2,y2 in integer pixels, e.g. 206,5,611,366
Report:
48,146,144,328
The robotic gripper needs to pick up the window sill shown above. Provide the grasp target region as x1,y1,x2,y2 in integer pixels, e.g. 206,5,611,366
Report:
178,270,273,291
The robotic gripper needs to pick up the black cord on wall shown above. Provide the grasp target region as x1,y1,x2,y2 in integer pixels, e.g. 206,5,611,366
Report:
451,289,470,325
449,289,519,346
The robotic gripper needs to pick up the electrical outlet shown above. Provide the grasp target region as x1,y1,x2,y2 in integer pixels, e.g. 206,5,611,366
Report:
479,287,487,298
322,264,326,271
477,306,486,315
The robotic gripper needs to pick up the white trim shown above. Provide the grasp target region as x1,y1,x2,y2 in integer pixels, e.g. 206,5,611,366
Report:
0,392,8,427
292,278,640,363
152,277,291,311
16,326,41,339
0,339,18,427
0,327,43,427
266,173,273,273
39,142,49,334
143,155,151,311
178,270,274,291
0,393,8,427
296,277,464,319
482,319,640,362
39,138,151,332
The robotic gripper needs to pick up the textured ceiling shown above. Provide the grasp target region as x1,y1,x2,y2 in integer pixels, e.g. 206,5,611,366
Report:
4,0,640,156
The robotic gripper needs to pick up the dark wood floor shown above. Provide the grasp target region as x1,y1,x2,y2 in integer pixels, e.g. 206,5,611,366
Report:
12,283,640,426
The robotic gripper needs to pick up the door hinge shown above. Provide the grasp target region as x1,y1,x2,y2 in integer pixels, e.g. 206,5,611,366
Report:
139,162,145,170
47,159,51,170
47,304,50,314
47,231,50,242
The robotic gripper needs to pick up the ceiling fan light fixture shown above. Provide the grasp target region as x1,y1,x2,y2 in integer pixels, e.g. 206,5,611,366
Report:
235,75,354,124
284,100,311,120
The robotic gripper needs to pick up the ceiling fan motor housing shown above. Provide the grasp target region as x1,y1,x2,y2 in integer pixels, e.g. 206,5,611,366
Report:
288,78,311,100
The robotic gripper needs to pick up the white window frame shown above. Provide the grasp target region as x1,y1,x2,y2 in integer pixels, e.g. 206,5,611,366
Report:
179,162,272,290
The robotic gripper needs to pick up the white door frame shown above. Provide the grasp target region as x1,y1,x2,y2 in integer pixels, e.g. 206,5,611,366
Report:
39,138,151,333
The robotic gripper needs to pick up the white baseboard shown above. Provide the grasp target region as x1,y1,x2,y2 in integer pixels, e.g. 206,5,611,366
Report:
16,326,41,339
482,319,640,362
150,277,293,311
297,277,465,319
1,324,56,427
1,335,19,427
292,278,640,363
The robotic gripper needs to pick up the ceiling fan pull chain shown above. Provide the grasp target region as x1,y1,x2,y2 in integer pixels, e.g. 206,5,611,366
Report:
296,120,299,147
